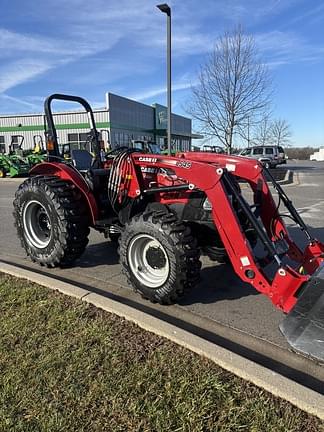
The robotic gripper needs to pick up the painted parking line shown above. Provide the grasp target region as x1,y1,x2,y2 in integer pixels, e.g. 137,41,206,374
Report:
296,202,324,220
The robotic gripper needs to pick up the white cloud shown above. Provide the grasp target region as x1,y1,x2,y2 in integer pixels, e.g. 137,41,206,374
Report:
283,3,324,27
0,59,51,93
1,0,323,115
174,0,299,23
0,93,41,110
129,78,197,101
256,30,324,66
0,27,121,96
0,0,213,99
0,29,73,55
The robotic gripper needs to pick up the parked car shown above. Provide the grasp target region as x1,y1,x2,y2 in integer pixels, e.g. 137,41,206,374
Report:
239,146,287,168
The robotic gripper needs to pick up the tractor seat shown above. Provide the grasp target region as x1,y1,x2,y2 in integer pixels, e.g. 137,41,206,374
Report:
70,149,111,192
70,149,110,176
71,149,93,172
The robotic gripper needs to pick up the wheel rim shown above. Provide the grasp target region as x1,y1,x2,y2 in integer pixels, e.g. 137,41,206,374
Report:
23,200,52,249
127,234,170,288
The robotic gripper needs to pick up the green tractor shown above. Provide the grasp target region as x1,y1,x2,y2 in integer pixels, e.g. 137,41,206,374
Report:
0,160,7,178
7,136,31,176
26,135,47,166
9,135,46,168
0,153,30,177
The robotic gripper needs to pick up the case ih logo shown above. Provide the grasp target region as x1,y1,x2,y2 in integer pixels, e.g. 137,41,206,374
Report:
138,157,158,163
141,166,158,173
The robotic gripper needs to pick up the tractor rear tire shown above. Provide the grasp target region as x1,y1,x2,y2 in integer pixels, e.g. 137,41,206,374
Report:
119,210,201,304
13,176,90,267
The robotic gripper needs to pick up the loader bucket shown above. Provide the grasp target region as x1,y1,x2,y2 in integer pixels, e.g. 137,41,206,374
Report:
280,264,324,363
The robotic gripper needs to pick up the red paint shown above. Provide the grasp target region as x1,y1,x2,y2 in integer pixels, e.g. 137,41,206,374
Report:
30,162,99,224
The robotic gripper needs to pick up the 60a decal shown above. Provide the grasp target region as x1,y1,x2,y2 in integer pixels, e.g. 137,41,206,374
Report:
176,160,192,169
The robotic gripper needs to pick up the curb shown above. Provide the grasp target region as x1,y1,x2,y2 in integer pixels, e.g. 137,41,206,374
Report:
0,177,27,182
277,169,294,185
1,261,323,420
269,169,298,187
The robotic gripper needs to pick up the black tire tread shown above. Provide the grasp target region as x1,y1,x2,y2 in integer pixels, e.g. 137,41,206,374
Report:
13,175,90,267
119,210,201,304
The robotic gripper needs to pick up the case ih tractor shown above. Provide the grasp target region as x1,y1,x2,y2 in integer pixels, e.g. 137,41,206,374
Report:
13,94,324,362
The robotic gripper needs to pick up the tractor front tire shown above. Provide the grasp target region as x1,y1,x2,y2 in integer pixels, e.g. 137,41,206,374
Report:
13,176,90,267
0,168,6,178
119,211,201,304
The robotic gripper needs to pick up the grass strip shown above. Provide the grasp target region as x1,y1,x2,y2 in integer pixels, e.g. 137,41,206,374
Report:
0,273,322,432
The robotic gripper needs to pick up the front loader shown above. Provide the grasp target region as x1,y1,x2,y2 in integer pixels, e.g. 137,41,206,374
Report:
13,94,324,362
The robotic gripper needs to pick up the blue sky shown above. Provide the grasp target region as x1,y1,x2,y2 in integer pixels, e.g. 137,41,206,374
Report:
1,0,323,147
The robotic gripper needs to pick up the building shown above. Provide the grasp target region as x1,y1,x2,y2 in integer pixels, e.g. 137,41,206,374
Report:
310,148,324,161
0,93,193,154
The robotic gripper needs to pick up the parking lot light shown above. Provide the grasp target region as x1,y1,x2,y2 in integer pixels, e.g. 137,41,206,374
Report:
157,3,172,156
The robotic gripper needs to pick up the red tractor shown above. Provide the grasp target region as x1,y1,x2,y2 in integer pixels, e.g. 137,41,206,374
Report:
13,94,324,361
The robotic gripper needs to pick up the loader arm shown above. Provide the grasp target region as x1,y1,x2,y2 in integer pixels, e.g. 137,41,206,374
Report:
130,152,324,315
178,152,324,271
130,151,324,361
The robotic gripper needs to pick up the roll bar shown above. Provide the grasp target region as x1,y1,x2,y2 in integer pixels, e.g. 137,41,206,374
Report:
44,93,101,164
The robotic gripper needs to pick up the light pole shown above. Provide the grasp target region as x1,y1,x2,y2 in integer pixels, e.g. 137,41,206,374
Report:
157,3,171,156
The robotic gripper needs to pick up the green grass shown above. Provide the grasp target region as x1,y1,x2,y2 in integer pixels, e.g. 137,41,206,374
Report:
0,273,322,432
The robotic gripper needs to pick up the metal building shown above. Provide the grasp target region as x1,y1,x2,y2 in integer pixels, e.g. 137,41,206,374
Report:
0,93,193,154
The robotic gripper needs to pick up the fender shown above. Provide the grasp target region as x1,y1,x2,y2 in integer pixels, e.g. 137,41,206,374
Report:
30,162,98,224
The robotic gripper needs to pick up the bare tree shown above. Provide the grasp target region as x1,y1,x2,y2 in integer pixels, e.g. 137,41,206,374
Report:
238,115,254,147
253,114,273,146
239,112,272,147
188,26,272,154
269,119,292,147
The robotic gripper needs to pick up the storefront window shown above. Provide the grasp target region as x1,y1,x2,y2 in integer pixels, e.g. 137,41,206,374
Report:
0,136,5,153
67,133,91,152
